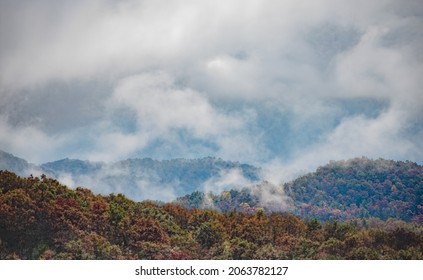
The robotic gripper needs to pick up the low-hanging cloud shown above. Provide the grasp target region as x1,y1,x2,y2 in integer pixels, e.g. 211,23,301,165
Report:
201,168,256,195
54,163,178,202
198,169,293,212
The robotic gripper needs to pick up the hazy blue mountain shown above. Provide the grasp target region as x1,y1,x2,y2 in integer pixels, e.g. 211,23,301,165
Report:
0,150,261,201
41,158,103,175
0,150,41,176
40,156,261,200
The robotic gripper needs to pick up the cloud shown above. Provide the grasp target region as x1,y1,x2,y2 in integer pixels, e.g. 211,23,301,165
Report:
96,71,265,162
0,0,421,184
112,72,244,138
52,162,178,201
249,182,293,212
0,116,68,163
300,110,418,164
261,108,423,186
201,168,256,194
199,168,292,212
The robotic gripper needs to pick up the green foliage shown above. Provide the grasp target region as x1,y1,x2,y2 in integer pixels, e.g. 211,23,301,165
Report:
230,238,257,260
195,221,225,249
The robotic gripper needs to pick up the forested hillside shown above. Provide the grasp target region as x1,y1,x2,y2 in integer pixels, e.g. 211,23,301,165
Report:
176,158,423,223
1,171,422,260
285,158,423,222
4,150,421,223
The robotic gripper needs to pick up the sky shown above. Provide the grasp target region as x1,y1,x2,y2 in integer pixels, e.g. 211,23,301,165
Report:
1,0,423,184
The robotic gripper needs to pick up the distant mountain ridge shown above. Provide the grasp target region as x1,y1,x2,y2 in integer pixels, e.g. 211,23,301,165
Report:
41,158,103,175
0,150,261,201
0,150,39,176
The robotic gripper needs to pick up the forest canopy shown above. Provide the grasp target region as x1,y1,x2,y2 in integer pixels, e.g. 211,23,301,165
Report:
0,170,422,260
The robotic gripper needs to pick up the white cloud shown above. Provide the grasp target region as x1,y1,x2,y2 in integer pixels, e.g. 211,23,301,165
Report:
112,72,245,137
101,71,264,162
0,116,68,163
0,0,421,176
51,162,178,201
201,168,255,194
262,109,422,185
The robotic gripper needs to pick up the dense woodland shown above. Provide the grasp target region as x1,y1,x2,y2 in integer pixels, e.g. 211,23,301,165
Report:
1,170,422,260
177,158,423,223
285,158,423,222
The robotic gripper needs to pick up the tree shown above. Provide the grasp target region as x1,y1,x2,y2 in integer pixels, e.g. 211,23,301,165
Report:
195,221,226,249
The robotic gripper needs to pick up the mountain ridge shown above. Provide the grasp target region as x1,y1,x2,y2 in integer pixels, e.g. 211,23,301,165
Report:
1,169,422,260
2,149,422,223
0,150,261,201
175,157,423,223
0,150,39,176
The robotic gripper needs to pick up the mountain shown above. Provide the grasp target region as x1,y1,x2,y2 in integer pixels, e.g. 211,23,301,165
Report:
2,150,422,223
40,157,261,200
176,158,423,223
0,150,261,201
0,150,40,176
41,158,103,175
284,157,423,223
1,170,422,260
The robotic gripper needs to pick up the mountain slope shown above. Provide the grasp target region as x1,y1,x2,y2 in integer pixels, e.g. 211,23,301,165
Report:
41,158,103,175
0,150,40,176
40,157,261,200
284,157,423,222
176,158,423,223
1,170,422,260
0,150,261,201
2,150,422,223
